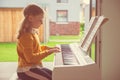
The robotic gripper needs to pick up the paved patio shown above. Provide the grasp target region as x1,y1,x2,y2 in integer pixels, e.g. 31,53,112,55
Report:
0,62,53,80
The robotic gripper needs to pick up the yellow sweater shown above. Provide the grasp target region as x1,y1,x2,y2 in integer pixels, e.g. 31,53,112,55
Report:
17,32,49,68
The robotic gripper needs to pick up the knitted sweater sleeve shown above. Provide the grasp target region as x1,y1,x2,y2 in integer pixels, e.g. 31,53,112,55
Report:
19,33,50,63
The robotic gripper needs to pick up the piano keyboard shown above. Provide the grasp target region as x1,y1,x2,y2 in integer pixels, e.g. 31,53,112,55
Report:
60,43,95,66
61,44,78,65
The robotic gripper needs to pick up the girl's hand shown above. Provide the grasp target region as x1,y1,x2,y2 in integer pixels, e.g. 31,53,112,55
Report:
48,47,61,54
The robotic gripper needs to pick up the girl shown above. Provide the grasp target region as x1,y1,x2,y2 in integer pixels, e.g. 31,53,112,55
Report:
16,4,60,80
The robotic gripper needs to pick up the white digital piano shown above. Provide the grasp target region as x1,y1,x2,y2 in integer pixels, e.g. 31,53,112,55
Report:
52,16,108,80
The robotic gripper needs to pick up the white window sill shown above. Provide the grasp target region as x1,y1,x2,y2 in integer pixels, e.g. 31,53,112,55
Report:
56,22,68,24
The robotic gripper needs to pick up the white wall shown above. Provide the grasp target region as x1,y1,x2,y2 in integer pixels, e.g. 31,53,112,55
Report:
101,0,120,80
84,4,90,32
0,0,51,8
49,0,80,22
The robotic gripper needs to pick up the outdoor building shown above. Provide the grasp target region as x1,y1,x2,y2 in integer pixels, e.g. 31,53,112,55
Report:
49,0,80,35
0,0,81,42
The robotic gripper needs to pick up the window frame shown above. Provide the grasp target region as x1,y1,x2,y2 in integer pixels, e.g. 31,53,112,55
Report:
57,0,68,3
56,10,68,23
90,0,102,69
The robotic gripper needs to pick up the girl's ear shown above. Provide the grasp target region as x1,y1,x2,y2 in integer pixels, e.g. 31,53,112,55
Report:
28,15,33,22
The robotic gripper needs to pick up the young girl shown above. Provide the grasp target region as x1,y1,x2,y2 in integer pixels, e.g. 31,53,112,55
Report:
16,4,60,80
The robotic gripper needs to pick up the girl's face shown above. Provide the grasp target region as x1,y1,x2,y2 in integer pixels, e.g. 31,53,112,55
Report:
29,14,44,29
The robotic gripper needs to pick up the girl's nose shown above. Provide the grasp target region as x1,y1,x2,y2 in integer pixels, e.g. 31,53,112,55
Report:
39,19,43,24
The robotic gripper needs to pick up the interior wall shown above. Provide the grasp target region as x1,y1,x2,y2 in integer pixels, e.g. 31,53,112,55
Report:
101,0,120,80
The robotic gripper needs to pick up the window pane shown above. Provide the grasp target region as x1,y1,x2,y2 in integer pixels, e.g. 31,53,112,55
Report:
57,0,61,3
57,0,68,3
57,10,68,22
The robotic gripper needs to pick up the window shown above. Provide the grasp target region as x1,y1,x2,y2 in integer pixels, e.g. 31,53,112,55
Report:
57,0,68,3
89,0,97,61
90,0,102,68
56,10,68,22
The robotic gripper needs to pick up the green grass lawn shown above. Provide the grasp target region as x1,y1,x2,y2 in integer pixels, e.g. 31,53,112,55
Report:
91,43,95,61
0,43,18,62
0,41,71,62
50,35,81,40
0,42,95,62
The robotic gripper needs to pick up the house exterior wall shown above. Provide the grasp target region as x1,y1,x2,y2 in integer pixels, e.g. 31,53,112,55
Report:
0,0,81,35
50,21,80,35
49,0,80,35
49,0,80,22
